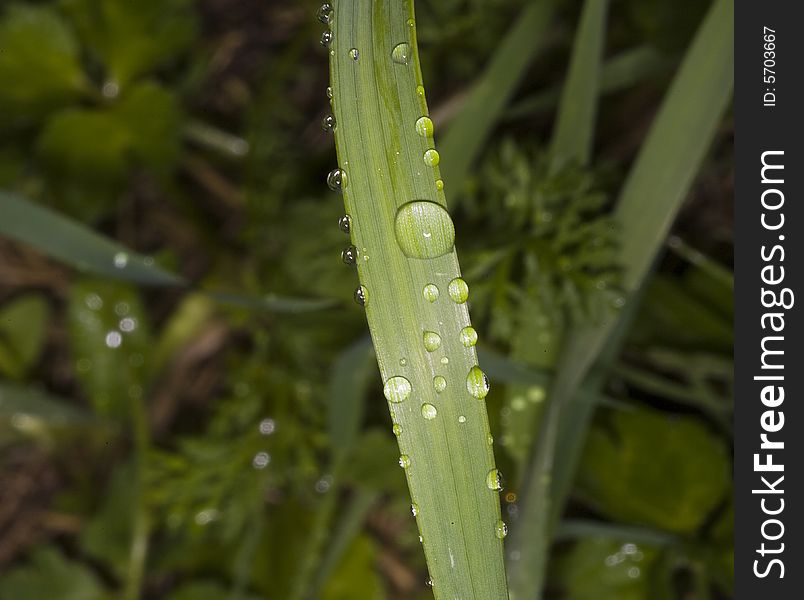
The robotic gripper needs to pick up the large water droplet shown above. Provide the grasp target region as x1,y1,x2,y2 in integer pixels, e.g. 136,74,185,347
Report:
384,376,411,403
466,366,490,399
433,375,446,393
327,168,347,192
338,214,351,233
448,277,469,303
460,326,478,347
394,201,455,259
317,3,333,24
423,148,440,167
495,520,508,539
354,285,368,306
320,30,334,47
423,330,442,352
486,468,502,491
422,283,439,302
349,48,359,61
415,116,433,138
391,42,411,64
421,403,438,420
398,454,411,469
321,114,336,132
341,245,357,265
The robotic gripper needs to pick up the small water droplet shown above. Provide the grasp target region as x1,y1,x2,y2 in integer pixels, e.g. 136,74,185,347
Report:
321,114,336,132
326,168,347,192
384,376,411,403
436,179,444,191
433,375,447,393
391,42,411,64
407,18,415,27
259,418,276,435
466,366,490,399
317,2,333,24
341,245,357,265
105,331,122,348
486,468,502,491
487,434,494,445
448,277,469,303
415,116,433,137
399,357,407,366
421,403,438,420
458,415,467,423
338,214,351,233
320,30,334,47
423,283,439,302
411,503,419,516
398,454,411,468
394,201,455,259
423,148,440,167
440,356,449,365
459,326,478,347
354,285,368,306
495,520,508,539
416,85,425,97
393,423,403,436
252,451,271,469
326,86,333,99
113,252,128,269
349,47,359,61
423,330,442,352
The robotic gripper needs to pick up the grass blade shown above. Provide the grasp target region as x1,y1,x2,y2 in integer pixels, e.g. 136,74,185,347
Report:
438,0,556,199
549,0,609,166
328,1,508,596
507,0,734,596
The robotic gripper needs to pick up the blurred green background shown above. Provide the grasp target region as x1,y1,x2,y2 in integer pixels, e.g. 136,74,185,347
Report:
0,0,732,598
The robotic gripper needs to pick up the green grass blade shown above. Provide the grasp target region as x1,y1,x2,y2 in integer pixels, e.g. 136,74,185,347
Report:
438,0,556,199
507,0,733,596
549,0,609,166
328,336,375,458
328,1,508,597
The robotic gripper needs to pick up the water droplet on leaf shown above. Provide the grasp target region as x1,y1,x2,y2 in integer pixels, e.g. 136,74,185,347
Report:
466,366,490,399
448,277,469,303
495,520,508,539
321,114,336,132
421,403,438,420
354,285,368,306
341,245,357,265
320,30,333,47
327,168,347,192
391,42,411,64
383,376,411,403
423,148,440,167
394,201,455,259
433,375,447,393
398,454,411,468
423,330,442,352
486,468,502,491
349,47,359,60
459,326,478,347
422,283,439,302
317,2,333,24
338,214,351,233
415,116,433,137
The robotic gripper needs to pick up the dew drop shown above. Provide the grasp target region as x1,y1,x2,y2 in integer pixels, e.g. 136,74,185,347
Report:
341,245,357,265
487,434,494,445
495,520,508,539
392,423,403,436
317,2,333,24
416,85,425,98
391,42,411,65
415,116,433,138
348,47,359,61
433,375,447,393
399,454,411,469
383,376,412,403
421,403,438,420
458,415,467,424
423,148,440,167
338,214,351,233
326,86,333,99
354,285,368,306
423,330,442,352
436,179,444,191
440,356,449,365
252,451,271,469
320,30,333,47
422,283,439,302
459,326,478,347
407,18,415,27
466,366,490,399
326,168,347,192
321,114,336,132
486,468,502,491
394,201,455,259
448,277,469,303
113,252,128,269
411,503,419,517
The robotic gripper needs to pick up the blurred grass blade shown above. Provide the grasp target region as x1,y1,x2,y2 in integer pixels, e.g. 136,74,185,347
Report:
477,346,549,387
1,190,183,286
505,45,671,122
328,336,376,457
549,0,609,166
207,292,338,314
508,0,733,596
328,1,508,596
438,0,556,199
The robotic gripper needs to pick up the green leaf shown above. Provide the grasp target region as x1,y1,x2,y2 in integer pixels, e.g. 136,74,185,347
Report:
329,1,508,596
0,4,87,125
61,0,197,86
438,0,556,200
0,294,50,379
67,279,152,419
575,407,730,533
321,535,385,600
0,546,106,600
328,336,375,456
116,82,182,171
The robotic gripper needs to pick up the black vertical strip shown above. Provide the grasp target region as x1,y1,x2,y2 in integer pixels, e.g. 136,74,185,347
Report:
735,0,803,596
